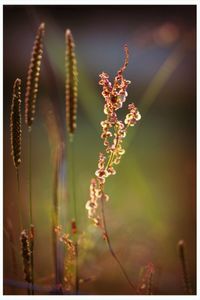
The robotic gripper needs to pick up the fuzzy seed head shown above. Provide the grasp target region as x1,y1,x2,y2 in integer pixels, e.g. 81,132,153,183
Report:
25,22,45,128
20,229,32,283
65,29,78,135
10,78,22,169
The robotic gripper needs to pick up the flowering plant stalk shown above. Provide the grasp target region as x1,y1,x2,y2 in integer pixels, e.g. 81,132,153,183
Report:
65,29,79,294
86,45,141,291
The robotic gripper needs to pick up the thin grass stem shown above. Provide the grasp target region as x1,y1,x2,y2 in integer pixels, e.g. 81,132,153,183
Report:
52,146,63,286
28,128,34,295
16,168,23,231
28,128,33,225
69,137,79,294
100,196,135,292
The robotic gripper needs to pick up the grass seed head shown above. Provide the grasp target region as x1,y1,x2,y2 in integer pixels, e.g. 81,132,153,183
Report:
25,22,45,128
20,229,32,283
10,78,22,169
65,29,78,136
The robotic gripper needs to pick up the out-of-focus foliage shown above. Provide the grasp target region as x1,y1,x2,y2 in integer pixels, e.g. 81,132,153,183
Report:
4,5,196,295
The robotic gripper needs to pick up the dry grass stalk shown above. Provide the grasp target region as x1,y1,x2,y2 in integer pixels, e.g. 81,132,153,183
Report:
65,28,79,294
178,240,193,295
10,78,22,169
42,99,65,286
10,78,23,231
24,23,45,295
25,22,45,129
52,146,64,285
53,148,61,232
65,29,78,136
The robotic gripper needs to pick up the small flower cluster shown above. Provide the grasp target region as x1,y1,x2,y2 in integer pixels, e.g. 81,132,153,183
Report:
85,178,109,227
55,224,76,292
86,45,141,227
125,103,141,127
60,233,75,253
55,224,75,255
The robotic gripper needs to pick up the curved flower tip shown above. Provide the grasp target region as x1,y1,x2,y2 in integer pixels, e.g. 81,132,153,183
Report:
119,44,129,74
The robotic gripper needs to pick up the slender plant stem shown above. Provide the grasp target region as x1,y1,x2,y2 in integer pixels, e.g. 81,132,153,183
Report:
28,128,33,225
52,147,62,286
28,128,34,295
100,195,135,292
16,168,25,294
16,168,23,231
70,137,77,221
69,136,79,294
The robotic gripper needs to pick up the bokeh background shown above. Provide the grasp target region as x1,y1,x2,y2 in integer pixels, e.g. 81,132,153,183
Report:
3,5,196,295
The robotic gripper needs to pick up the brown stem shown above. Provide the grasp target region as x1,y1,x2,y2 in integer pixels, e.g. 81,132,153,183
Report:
28,128,34,295
100,195,135,292
69,138,79,294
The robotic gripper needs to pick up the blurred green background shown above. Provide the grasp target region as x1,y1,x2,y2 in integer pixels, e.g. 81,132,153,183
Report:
3,5,196,295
